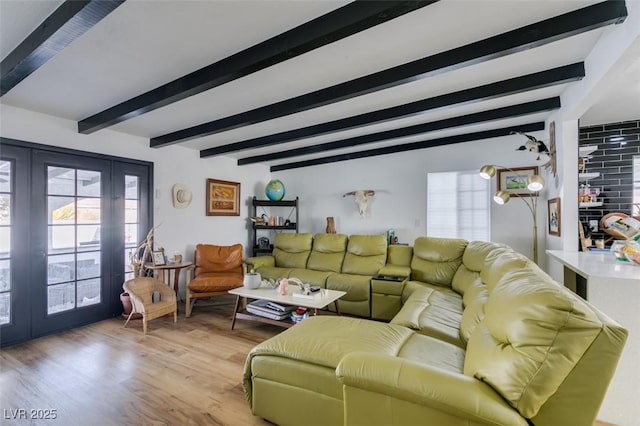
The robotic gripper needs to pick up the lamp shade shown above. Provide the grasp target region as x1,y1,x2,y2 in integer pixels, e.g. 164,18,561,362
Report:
479,165,496,179
527,175,545,192
493,190,511,205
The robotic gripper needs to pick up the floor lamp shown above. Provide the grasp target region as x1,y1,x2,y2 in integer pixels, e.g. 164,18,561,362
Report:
479,165,545,264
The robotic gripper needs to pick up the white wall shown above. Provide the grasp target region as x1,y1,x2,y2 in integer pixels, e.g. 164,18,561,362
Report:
0,104,271,292
544,0,640,281
274,132,549,269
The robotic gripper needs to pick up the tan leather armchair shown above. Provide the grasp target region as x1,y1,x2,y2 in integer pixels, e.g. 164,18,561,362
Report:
185,243,244,317
123,277,177,334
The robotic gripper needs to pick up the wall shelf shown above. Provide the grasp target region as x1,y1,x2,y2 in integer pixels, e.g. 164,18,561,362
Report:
579,201,603,208
251,196,299,257
579,145,598,157
579,172,600,181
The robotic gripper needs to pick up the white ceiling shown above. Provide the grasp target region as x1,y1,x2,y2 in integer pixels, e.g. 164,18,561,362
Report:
1,0,638,169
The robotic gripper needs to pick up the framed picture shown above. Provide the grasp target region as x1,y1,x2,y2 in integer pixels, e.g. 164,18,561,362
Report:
548,197,561,236
206,178,240,216
497,166,539,197
152,250,166,266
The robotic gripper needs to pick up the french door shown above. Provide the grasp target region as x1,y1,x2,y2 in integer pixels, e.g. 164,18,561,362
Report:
0,139,152,346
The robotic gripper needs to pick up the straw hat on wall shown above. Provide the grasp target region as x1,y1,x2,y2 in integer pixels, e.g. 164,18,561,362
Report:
172,184,192,209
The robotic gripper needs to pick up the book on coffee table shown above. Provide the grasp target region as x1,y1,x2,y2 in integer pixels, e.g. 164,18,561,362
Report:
246,300,295,320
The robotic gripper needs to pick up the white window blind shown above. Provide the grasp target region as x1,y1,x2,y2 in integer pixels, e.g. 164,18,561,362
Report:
427,170,490,241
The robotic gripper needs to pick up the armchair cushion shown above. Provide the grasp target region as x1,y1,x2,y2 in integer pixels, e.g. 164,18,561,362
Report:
187,272,243,292
194,243,244,276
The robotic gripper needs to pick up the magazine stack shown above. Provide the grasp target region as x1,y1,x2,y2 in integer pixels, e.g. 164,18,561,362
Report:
246,300,296,321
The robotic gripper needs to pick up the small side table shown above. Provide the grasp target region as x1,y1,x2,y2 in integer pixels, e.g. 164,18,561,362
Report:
145,261,193,300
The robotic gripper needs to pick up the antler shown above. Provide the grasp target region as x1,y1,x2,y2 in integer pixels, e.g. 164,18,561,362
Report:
343,190,375,197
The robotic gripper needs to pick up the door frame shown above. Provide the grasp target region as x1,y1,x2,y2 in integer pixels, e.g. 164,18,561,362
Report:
0,137,153,346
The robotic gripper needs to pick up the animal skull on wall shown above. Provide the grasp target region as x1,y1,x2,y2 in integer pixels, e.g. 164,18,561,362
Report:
343,190,375,218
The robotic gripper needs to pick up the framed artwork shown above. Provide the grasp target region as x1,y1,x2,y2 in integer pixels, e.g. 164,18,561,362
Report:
497,166,539,197
548,197,561,236
206,178,240,216
152,250,166,266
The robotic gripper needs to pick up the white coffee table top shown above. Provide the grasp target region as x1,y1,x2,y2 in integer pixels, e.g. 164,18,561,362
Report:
229,285,345,310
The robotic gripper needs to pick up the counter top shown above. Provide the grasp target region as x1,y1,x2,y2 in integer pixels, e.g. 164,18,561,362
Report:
546,250,640,281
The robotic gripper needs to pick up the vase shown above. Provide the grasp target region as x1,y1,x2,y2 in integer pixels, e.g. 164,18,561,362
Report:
243,273,262,289
326,217,336,234
120,292,142,319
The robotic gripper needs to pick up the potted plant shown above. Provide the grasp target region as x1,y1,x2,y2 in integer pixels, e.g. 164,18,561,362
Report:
243,267,262,289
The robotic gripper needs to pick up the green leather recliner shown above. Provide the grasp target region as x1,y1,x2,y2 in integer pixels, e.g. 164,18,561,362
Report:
243,236,628,426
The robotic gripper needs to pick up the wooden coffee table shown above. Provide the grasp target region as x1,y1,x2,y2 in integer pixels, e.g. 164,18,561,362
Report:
228,285,346,329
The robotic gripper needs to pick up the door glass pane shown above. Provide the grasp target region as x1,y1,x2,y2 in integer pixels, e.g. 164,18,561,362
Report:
48,167,75,196
0,160,11,325
0,160,10,192
77,170,101,197
77,198,101,224
47,166,102,315
0,259,9,292
125,175,138,199
47,254,75,285
124,175,139,279
48,196,75,224
48,283,75,314
77,225,100,250
125,199,138,223
0,228,9,258
49,225,75,252
125,223,138,246
77,251,100,280
0,292,9,325
0,194,9,225
77,278,100,307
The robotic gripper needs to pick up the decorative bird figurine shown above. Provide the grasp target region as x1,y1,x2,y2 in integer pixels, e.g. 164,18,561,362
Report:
511,131,550,160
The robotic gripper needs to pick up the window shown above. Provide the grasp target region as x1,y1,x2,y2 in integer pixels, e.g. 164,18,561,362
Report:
427,170,490,241
634,156,640,217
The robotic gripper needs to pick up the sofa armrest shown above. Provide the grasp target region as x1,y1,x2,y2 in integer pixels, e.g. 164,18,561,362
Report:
336,352,527,426
246,256,275,270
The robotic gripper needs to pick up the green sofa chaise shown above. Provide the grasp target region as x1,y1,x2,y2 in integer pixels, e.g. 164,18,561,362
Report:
243,235,627,426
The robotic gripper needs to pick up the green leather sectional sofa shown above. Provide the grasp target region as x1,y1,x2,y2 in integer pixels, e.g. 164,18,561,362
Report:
244,234,627,426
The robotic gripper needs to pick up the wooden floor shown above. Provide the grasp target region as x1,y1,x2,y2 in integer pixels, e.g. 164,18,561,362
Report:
1,297,618,426
0,296,277,425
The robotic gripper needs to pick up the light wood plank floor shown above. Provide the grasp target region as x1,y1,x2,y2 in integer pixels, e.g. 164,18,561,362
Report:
0,297,618,426
0,296,277,425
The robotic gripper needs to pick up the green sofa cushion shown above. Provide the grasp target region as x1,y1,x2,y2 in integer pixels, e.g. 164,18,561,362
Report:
306,233,348,272
341,235,388,276
464,268,609,419
411,236,467,287
273,233,313,269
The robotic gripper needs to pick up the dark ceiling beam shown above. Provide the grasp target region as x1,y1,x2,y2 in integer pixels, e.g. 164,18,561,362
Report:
206,63,582,158
238,97,560,165
156,0,626,148
77,1,438,134
1,0,125,96
270,122,545,171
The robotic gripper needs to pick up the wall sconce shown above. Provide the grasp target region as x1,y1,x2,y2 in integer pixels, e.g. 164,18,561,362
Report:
479,165,545,264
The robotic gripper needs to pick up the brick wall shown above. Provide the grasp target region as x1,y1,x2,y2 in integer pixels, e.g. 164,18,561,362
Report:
578,119,640,243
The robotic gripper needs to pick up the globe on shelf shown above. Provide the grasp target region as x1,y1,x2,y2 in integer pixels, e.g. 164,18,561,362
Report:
265,179,285,201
